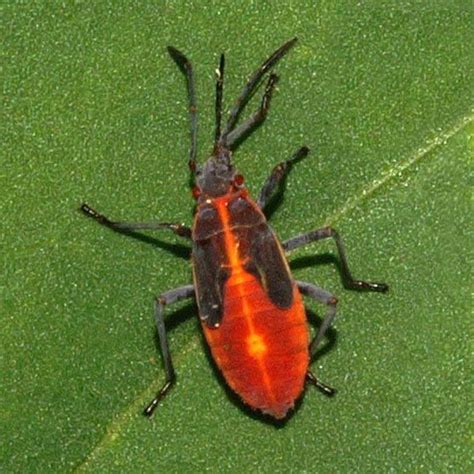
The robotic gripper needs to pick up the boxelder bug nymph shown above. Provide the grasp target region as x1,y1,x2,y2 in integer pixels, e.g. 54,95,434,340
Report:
81,37,388,420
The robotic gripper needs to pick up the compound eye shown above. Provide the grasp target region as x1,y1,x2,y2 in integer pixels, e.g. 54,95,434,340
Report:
234,174,244,187
192,186,201,199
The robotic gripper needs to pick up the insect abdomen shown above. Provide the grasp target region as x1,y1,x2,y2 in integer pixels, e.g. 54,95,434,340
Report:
194,192,310,418
202,270,309,419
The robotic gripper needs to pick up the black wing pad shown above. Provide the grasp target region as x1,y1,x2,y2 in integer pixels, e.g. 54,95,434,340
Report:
193,240,229,327
246,223,294,309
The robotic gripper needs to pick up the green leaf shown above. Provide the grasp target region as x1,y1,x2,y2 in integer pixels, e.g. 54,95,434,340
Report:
2,2,472,472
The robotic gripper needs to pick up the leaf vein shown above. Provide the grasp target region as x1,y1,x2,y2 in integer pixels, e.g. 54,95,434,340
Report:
325,111,473,225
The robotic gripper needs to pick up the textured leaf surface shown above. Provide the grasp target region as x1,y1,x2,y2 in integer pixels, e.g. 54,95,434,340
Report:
2,2,472,472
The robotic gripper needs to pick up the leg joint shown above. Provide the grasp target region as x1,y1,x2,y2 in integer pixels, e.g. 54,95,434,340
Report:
328,296,338,306
321,226,336,237
156,296,166,306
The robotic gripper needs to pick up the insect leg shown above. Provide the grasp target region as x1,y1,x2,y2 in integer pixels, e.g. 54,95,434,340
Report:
257,146,309,209
220,37,297,143
80,203,192,239
225,73,278,148
306,371,335,396
297,280,338,357
297,280,337,396
167,46,198,173
284,227,388,292
144,284,195,417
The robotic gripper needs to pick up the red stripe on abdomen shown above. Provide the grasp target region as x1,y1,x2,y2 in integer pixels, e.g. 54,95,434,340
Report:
202,271,309,419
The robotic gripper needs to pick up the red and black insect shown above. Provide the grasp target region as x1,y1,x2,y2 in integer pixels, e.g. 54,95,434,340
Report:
81,38,388,420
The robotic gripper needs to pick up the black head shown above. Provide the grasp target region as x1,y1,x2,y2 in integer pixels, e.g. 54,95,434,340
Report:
193,49,241,200
194,146,245,199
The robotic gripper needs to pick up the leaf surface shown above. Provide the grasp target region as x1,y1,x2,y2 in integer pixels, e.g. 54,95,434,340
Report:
2,2,472,472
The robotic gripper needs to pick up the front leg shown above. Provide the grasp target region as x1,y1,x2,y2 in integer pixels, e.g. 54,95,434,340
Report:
144,284,195,417
257,146,309,209
225,73,278,148
81,203,192,239
285,227,388,292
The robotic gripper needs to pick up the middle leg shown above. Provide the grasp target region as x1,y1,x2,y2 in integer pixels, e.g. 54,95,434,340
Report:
81,203,192,239
285,227,388,292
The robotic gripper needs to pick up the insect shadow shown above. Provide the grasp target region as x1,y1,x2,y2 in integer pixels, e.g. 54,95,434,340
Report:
291,253,378,293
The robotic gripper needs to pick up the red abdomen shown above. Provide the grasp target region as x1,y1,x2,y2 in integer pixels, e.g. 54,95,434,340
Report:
202,270,309,419
193,190,309,418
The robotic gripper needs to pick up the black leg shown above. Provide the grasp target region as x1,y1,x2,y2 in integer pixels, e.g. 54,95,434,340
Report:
167,46,198,173
225,73,278,148
80,203,191,239
298,280,337,396
306,371,336,396
297,280,338,357
220,37,297,144
257,146,309,209
144,284,195,417
284,227,388,292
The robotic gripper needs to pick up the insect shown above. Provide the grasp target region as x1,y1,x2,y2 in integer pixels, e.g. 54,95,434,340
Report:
81,38,388,420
